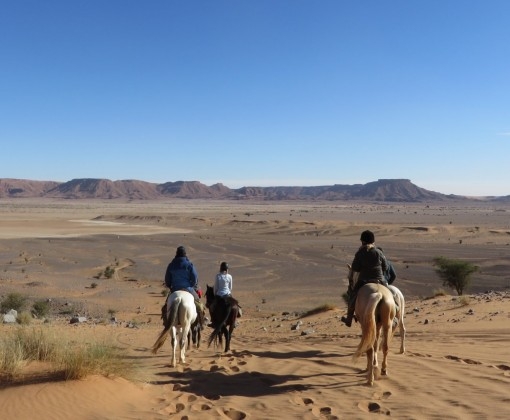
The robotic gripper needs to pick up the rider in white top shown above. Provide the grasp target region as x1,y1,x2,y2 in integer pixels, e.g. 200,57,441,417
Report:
214,262,232,297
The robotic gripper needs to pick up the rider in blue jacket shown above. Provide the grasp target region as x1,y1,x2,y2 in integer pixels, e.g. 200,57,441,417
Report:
165,245,200,299
164,246,204,325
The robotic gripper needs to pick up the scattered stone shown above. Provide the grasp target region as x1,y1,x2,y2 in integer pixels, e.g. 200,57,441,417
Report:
291,320,303,331
3,310,17,323
70,316,87,324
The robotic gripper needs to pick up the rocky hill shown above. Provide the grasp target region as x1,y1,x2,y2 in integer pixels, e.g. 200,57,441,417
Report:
0,178,507,202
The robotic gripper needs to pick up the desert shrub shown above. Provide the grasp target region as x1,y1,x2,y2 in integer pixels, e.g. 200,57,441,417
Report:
59,342,131,380
432,288,448,297
90,282,98,289
32,300,50,318
299,303,337,318
104,266,115,279
433,257,478,295
457,295,471,306
0,328,58,378
1,292,28,313
0,327,134,381
16,312,32,325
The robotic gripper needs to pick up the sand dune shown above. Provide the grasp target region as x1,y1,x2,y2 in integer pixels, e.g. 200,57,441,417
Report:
0,200,509,419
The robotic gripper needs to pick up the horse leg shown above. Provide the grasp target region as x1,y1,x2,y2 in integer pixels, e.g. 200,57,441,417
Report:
398,299,406,354
171,327,177,367
381,325,391,376
223,325,230,353
180,325,191,364
372,326,380,378
366,347,375,386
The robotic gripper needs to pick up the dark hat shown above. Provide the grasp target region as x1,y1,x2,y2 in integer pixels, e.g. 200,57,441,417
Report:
360,230,375,244
220,261,229,272
176,246,186,257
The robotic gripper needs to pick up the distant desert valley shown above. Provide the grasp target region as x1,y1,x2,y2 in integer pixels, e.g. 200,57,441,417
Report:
1,197,509,419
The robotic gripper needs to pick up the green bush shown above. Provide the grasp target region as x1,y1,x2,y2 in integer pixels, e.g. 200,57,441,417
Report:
104,266,115,279
1,293,28,313
32,300,50,318
433,257,478,295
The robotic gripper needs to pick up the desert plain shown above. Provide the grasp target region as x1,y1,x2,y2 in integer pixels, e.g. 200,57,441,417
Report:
0,198,509,420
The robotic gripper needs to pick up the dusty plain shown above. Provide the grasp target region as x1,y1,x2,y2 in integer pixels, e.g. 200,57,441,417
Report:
0,198,509,420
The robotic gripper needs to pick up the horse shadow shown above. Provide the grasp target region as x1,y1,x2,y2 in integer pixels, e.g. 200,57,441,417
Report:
152,369,311,398
151,348,363,396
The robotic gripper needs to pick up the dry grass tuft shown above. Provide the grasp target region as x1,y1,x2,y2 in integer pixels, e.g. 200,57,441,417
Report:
299,303,337,318
0,326,134,382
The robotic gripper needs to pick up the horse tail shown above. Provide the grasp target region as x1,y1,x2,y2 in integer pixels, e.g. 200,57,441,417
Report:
207,306,230,348
207,301,235,348
207,328,219,348
353,292,380,360
152,296,181,354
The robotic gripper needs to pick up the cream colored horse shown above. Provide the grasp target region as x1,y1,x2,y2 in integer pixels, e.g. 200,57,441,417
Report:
151,291,197,367
347,265,397,385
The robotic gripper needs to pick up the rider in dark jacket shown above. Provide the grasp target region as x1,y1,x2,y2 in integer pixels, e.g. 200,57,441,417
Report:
164,246,204,326
165,246,199,299
341,230,387,327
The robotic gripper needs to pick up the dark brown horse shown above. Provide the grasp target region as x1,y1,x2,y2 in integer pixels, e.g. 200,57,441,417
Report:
205,284,240,353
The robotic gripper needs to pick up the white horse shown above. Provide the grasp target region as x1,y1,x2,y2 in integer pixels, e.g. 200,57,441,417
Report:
387,284,406,354
151,291,197,367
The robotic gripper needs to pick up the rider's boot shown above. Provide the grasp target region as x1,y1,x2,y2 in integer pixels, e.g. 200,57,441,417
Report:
341,306,355,327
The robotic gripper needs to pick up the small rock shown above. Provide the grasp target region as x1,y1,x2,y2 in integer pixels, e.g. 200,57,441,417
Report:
3,313,17,323
70,316,87,324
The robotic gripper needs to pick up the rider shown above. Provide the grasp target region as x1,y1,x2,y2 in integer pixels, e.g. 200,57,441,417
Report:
377,246,400,328
377,246,396,286
210,261,241,327
341,230,387,327
164,245,204,325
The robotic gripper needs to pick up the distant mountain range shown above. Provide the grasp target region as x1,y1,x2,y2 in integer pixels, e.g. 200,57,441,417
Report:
0,178,508,203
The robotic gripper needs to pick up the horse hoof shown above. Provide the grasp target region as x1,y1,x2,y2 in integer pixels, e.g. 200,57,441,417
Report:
381,369,387,376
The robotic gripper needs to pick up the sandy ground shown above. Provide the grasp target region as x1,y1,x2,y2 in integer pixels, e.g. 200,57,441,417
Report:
0,198,509,419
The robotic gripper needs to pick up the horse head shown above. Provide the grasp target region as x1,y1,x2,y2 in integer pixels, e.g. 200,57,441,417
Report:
205,284,215,308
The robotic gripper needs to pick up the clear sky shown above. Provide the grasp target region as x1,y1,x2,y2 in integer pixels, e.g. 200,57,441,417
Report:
1,1,509,196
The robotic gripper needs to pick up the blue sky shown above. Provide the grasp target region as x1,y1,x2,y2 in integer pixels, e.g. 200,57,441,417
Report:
1,1,509,196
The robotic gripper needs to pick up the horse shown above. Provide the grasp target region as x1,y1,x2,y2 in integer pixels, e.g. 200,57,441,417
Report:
387,284,406,354
347,265,397,386
205,284,239,353
347,265,406,353
188,301,206,349
151,290,197,367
